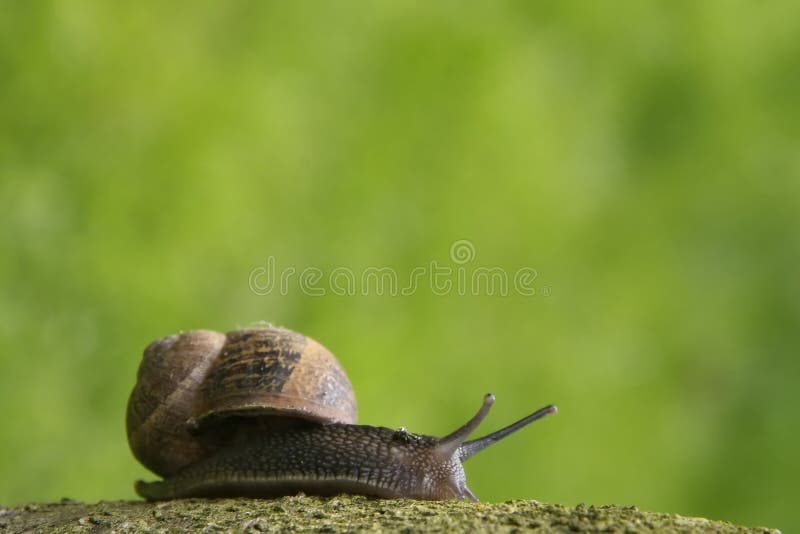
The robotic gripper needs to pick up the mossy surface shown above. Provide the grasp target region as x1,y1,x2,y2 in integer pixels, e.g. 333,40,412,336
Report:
0,496,779,533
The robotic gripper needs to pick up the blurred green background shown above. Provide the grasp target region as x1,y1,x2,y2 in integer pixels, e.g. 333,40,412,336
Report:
1,2,798,530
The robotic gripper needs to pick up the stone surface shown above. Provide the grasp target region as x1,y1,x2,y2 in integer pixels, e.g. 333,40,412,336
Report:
0,496,779,533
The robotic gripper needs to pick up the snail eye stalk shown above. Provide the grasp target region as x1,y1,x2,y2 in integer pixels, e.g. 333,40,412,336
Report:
436,394,557,461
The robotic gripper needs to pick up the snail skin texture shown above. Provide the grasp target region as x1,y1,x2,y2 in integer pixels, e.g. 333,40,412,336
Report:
127,327,557,501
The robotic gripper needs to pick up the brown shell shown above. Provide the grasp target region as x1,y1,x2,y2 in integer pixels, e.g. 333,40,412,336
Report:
126,327,357,477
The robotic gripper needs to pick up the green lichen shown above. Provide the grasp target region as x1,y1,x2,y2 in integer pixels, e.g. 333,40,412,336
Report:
0,496,779,533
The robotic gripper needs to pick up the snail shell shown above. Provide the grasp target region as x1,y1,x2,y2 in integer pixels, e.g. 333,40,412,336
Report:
126,327,357,477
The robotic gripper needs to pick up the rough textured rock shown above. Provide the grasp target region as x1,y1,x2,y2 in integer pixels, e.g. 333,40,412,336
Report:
0,496,779,533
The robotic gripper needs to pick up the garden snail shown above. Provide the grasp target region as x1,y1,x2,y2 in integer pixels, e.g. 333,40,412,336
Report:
127,327,557,501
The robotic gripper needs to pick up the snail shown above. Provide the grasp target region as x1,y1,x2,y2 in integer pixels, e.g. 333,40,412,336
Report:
127,327,557,501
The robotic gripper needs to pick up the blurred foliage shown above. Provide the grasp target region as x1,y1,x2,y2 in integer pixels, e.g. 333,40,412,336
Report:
0,2,798,531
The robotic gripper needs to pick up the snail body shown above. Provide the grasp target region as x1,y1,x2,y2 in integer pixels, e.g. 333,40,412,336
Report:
127,327,556,501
